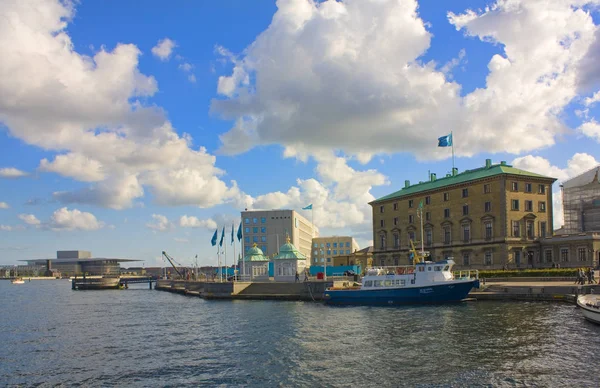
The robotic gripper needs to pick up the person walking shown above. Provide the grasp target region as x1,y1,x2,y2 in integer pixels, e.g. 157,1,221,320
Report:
303,270,309,282
295,271,299,283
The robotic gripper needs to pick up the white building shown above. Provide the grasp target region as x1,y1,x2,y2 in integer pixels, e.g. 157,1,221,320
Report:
240,244,270,281
273,236,307,282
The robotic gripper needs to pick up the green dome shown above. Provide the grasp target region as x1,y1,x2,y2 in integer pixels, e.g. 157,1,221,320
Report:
274,236,307,260
243,244,270,262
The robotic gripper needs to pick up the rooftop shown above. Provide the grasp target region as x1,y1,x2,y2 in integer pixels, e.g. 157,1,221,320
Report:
372,160,556,204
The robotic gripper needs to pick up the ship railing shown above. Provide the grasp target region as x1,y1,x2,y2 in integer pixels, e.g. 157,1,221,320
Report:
366,266,416,276
453,269,479,280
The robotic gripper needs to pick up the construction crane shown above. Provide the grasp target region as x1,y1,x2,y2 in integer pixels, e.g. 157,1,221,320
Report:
161,251,185,279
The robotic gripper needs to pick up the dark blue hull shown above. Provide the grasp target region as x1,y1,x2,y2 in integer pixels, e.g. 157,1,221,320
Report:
324,280,479,306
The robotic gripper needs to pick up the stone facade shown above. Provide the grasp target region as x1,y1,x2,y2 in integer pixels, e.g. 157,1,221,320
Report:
370,160,556,270
538,232,600,269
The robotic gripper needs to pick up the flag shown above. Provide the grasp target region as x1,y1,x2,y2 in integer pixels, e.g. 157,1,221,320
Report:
302,204,313,210
438,133,452,147
211,229,218,246
419,200,423,209
237,221,243,241
219,226,225,247
231,223,234,245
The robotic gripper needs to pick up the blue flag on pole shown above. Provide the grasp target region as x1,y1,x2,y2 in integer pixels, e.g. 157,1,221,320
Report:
237,222,243,242
302,204,313,210
438,133,453,147
211,229,218,246
231,223,234,245
219,226,225,247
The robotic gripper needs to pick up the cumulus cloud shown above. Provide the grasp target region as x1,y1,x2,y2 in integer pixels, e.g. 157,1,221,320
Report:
152,38,176,61
179,215,217,229
48,207,105,231
578,120,600,142
0,1,236,209
213,0,600,160
178,62,196,83
1,225,13,231
146,214,173,231
0,202,9,209
18,213,41,226
0,167,28,178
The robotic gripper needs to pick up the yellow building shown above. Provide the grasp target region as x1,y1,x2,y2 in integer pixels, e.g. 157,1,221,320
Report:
369,160,557,269
311,236,360,266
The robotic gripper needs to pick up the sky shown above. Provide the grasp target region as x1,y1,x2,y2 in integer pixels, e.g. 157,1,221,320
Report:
1,0,600,267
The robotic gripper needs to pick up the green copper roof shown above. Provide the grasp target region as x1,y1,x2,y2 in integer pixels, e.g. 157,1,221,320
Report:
372,162,556,204
243,244,270,262
274,237,307,260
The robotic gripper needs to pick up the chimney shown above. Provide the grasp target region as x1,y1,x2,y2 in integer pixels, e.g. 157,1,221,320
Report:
485,159,492,168
404,180,410,188
500,161,507,166
430,173,437,181
452,167,458,176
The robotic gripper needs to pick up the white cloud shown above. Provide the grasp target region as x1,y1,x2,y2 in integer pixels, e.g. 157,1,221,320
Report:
174,237,189,243
213,0,600,159
0,2,235,209
48,207,105,231
0,202,9,209
0,225,13,231
178,62,196,83
583,91,600,106
152,38,176,61
578,120,600,142
179,215,217,229
146,214,172,231
0,167,28,178
18,213,41,226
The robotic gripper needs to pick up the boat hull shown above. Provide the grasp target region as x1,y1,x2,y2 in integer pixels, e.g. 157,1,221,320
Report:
324,280,479,306
577,295,600,324
72,277,121,290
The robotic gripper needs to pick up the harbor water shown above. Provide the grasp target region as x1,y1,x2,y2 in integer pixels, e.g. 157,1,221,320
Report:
1,280,600,387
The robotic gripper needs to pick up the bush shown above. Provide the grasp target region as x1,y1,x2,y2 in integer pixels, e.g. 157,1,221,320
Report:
478,268,578,278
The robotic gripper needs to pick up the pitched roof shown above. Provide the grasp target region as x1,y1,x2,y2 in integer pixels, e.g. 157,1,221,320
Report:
372,162,556,204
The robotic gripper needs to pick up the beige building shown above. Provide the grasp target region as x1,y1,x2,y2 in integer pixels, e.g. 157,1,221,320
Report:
370,160,557,269
311,236,360,266
538,232,600,268
241,209,317,261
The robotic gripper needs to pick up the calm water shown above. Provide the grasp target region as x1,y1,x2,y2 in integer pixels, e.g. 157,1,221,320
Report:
1,280,600,387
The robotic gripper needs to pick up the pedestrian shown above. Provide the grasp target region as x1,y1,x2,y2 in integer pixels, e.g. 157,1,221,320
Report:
304,270,309,282
591,268,596,284
295,271,299,283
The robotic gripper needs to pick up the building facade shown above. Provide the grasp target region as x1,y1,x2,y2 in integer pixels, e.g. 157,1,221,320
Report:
538,232,600,268
370,160,556,269
561,166,600,234
23,250,138,276
331,246,374,272
310,236,360,266
241,209,317,261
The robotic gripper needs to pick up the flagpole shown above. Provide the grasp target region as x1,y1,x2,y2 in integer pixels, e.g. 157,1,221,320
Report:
233,226,236,283
224,235,227,282
451,130,455,172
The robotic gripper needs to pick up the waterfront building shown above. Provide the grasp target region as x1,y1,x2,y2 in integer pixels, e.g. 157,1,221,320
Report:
310,236,360,266
332,246,374,272
241,209,318,261
241,244,270,280
370,160,556,269
23,250,138,276
538,232,600,268
272,236,307,282
561,166,600,234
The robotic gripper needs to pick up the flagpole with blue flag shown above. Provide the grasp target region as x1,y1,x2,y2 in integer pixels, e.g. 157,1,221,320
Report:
437,131,454,171
237,221,244,280
231,223,236,282
219,226,225,282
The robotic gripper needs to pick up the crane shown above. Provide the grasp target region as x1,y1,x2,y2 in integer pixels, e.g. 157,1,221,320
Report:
161,251,185,279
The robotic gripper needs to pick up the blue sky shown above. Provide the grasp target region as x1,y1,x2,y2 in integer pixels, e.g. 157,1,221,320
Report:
1,0,600,267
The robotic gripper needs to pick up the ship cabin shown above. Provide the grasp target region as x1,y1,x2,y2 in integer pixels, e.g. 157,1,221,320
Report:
361,259,467,290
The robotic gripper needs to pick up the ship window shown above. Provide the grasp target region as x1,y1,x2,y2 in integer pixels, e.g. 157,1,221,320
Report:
364,281,372,287
427,267,432,271
434,266,442,271
374,280,382,287
418,266,425,272
384,280,393,287
443,266,449,271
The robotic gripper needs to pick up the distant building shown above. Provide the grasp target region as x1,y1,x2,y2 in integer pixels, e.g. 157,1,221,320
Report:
241,209,318,261
23,250,139,276
539,232,600,268
240,244,270,281
561,166,600,234
370,160,557,269
332,246,374,272
273,236,307,282
310,236,360,266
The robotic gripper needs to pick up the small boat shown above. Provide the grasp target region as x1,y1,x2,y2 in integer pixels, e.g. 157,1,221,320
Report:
11,278,25,284
576,294,600,324
324,241,479,306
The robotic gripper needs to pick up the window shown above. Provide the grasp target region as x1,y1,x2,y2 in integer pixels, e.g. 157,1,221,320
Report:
462,188,469,198
443,226,451,244
511,199,519,210
380,235,386,249
320,243,324,248
444,192,449,201
512,221,520,237
463,253,470,266
462,224,470,242
252,236,258,242
327,249,331,255
512,182,518,191
261,217,266,223
444,208,450,218
409,215,414,224
261,245,267,254
525,183,532,193
346,250,350,254
526,221,534,238
326,243,331,248
561,248,569,262
393,203,398,211
333,242,337,248
380,219,385,227
261,236,267,242
579,248,587,262
244,227,250,233
253,218,258,224
538,184,546,194
408,200,414,208
245,245,251,252
244,218,250,224
545,250,552,263
425,228,432,246
394,233,400,249
515,251,521,265
484,251,493,265
346,242,350,247
485,221,493,239
313,250,317,256
333,250,337,255
394,217,398,226
540,222,547,238
484,184,491,193
253,227,258,233
539,202,546,212
244,236,250,243
485,201,492,213
425,196,431,205
408,231,416,242
380,258,385,266
462,205,469,216
314,243,317,248
394,258,399,266
261,227,266,233
425,212,431,221
380,205,384,213
525,200,533,212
